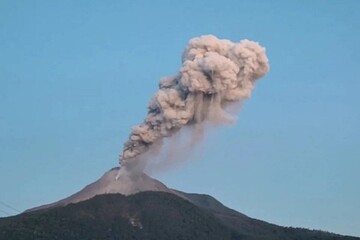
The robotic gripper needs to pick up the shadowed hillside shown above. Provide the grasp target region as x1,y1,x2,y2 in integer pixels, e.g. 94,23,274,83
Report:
0,191,359,240
0,192,242,240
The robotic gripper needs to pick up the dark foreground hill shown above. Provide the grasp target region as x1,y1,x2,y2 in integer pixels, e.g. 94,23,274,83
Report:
0,191,359,240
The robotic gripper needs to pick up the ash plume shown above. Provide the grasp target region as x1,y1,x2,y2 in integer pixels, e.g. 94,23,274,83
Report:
119,35,269,173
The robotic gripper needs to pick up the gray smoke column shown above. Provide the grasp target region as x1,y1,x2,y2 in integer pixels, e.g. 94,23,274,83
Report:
119,35,269,170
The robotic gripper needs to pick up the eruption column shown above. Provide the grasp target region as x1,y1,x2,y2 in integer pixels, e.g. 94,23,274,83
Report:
119,35,269,170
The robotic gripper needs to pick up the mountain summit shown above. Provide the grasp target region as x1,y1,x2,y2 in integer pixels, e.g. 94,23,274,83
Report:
27,167,175,212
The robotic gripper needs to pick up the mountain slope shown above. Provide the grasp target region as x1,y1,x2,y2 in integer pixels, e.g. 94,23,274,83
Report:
177,191,359,240
0,192,243,240
9,168,359,239
27,167,176,212
1,191,359,240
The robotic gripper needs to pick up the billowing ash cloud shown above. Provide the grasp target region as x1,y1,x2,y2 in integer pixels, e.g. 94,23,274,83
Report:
119,35,269,170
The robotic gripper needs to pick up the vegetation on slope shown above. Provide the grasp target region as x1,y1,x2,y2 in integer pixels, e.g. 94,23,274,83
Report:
0,192,242,240
0,191,358,240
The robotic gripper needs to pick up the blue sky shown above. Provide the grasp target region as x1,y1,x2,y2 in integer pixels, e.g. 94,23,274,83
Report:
1,0,359,236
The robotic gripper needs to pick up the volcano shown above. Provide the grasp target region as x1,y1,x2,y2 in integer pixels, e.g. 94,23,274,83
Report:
0,168,356,239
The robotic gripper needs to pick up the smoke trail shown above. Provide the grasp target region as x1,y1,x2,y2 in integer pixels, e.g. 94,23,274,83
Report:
119,35,269,172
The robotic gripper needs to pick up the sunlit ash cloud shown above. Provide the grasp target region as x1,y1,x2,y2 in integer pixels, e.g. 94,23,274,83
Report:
117,35,269,178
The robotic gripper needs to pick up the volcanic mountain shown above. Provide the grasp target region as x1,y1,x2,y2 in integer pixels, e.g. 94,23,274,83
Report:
26,167,176,212
1,168,359,240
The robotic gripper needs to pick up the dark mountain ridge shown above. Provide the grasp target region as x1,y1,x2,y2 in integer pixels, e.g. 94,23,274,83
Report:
0,191,359,240
0,192,242,240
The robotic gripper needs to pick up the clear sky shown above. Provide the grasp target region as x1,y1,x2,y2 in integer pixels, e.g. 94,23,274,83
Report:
1,0,359,237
